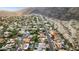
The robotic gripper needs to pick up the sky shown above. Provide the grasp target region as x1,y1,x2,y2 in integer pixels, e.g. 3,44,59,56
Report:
0,7,24,11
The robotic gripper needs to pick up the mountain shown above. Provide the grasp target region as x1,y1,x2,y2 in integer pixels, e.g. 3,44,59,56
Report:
0,10,22,16
0,7,79,20
20,7,79,20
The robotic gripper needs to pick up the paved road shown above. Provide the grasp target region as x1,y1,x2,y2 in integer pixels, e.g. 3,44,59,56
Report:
39,15,55,51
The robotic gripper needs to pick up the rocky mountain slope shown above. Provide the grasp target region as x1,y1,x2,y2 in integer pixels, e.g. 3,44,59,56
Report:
21,7,79,20
1,7,79,20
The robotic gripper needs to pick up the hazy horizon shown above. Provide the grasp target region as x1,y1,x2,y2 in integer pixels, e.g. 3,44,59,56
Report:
0,7,25,11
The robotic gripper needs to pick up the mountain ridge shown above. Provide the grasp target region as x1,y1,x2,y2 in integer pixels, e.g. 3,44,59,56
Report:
0,7,79,20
